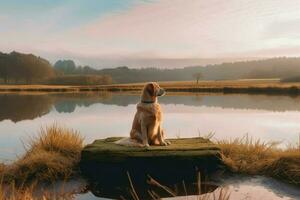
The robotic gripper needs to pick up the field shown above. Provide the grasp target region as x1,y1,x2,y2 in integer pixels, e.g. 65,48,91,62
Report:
2,79,300,94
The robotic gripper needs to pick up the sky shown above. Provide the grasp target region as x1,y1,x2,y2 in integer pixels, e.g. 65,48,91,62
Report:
1,0,300,68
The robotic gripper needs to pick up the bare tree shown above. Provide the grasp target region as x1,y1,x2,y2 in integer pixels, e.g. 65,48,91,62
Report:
193,72,202,84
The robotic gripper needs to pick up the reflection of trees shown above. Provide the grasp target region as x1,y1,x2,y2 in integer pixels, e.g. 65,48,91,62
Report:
54,102,76,113
0,92,113,122
0,94,54,122
2,92,300,123
50,93,300,112
53,92,113,113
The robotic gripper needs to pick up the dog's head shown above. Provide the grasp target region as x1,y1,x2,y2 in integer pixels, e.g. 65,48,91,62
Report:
141,82,165,103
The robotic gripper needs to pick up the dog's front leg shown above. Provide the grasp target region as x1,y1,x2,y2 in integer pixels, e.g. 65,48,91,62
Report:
141,120,150,147
158,126,170,146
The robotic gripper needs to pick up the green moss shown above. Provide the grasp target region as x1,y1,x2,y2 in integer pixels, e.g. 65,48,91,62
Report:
82,137,220,162
85,137,218,151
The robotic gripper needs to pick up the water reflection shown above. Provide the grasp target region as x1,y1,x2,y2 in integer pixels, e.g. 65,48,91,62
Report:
0,92,299,199
0,93,113,122
73,173,300,200
1,92,300,122
218,175,300,200
0,94,53,122
53,93,112,113
163,175,300,200
0,92,300,161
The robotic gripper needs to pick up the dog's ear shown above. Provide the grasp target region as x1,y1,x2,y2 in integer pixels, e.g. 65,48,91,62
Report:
146,83,155,97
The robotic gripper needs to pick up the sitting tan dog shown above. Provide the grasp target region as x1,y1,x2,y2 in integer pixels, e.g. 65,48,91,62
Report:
115,82,170,147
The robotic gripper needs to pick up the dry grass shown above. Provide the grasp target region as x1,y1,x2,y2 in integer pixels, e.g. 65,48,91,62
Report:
85,79,300,95
27,125,83,159
103,79,298,89
2,79,300,94
0,181,84,200
0,126,299,198
0,124,84,184
217,135,300,185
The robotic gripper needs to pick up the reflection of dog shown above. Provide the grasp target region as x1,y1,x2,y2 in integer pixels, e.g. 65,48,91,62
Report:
115,82,170,147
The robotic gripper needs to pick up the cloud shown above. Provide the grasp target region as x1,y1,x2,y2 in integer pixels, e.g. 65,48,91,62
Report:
1,0,300,66
53,0,300,58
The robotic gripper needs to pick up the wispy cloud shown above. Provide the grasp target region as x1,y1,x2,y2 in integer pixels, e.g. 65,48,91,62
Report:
1,0,300,66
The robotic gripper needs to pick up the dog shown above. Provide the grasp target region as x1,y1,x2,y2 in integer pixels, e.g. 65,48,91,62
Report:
115,82,170,147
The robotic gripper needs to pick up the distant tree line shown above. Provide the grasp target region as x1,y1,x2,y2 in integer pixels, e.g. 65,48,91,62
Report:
0,51,55,84
54,57,300,83
0,52,112,85
54,60,98,75
53,60,112,85
2,51,300,85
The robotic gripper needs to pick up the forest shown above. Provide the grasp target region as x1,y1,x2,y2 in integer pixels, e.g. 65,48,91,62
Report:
0,51,54,84
0,52,112,85
54,57,300,83
2,51,300,84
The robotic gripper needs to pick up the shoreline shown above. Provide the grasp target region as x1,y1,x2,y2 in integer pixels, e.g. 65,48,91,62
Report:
1,80,300,95
0,124,299,198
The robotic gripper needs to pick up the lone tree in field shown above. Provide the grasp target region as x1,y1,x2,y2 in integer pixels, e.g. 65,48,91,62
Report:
193,72,202,84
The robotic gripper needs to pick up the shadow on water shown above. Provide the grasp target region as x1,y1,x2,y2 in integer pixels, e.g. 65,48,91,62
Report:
82,170,219,200
1,92,300,122
40,173,300,200
32,172,219,200
78,173,300,200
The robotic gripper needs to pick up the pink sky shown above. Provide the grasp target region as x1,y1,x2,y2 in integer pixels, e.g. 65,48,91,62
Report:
1,0,300,67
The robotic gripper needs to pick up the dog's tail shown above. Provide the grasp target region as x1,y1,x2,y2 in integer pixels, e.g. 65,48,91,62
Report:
114,137,144,147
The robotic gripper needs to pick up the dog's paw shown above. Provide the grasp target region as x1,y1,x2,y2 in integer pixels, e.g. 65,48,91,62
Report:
143,143,150,148
160,141,168,146
161,140,171,146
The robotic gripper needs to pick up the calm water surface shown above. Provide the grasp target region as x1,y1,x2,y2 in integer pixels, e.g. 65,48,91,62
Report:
0,92,299,161
0,92,299,199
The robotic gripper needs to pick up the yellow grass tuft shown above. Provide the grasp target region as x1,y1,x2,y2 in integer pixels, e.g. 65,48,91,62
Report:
264,155,300,185
218,135,300,185
28,124,83,159
1,124,84,184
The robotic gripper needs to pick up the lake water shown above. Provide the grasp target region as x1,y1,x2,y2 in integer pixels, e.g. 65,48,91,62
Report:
0,92,300,199
1,92,299,161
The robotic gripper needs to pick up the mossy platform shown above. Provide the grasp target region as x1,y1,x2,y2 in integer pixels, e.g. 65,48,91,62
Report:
81,137,221,162
80,137,224,199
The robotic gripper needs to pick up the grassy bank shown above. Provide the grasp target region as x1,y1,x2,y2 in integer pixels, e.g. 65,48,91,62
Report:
218,136,300,185
0,124,83,185
2,79,300,95
0,125,299,198
0,124,84,199
1,127,299,187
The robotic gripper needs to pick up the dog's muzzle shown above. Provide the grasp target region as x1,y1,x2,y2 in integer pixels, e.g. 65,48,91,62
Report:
157,88,166,96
